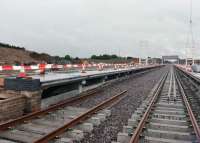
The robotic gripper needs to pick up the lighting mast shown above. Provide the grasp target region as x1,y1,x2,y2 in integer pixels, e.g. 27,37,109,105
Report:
186,0,195,65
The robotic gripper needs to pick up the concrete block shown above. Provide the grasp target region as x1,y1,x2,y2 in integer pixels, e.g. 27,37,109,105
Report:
140,104,148,109
100,109,111,116
135,110,144,115
62,110,81,117
144,136,194,143
0,129,42,143
123,126,133,134
146,129,195,141
75,122,93,132
64,106,88,113
4,78,41,91
95,113,106,122
16,122,54,135
87,117,101,126
148,122,191,132
157,103,183,108
154,109,185,115
65,129,84,141
32,119,64,128
117,132,131,143
131,114,141,120
150,118,188,126
55,137,73,143
128,119,138,127
152,113,186,120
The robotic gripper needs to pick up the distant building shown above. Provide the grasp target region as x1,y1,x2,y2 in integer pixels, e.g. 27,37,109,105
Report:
146,57,162,64
140,58,147,65
151,58,162,64
162,55,179,64
132,58,139,65
179,58,200,65
179,59,186,65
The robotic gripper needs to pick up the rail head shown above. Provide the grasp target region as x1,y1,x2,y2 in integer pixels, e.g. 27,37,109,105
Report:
129,72,168,143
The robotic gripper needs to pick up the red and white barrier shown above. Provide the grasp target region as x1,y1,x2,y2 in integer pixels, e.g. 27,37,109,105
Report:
0,63,134,72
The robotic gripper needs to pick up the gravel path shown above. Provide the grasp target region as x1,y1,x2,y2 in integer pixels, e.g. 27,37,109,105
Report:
75,66,168,143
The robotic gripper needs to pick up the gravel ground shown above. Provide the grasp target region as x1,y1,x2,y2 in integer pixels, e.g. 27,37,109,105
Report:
74,66,168,143
72,68,162,109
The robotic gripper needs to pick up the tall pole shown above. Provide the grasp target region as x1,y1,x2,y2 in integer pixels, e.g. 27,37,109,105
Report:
189,0,195,65
185,0,195,66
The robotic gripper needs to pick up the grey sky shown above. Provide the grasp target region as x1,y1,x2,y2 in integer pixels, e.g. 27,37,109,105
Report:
0,0,200,58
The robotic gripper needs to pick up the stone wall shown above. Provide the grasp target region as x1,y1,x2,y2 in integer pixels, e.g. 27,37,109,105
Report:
0,90,41,121
0,95,26,121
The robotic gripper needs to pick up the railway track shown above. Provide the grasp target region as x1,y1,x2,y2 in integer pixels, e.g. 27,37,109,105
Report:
175,67,200,126
79,67,167,143
0,66,164,143
0,89,127,143
115,66,200,143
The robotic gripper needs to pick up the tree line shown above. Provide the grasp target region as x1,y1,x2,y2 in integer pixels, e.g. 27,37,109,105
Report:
0,42,25,50
64,54,134,60
91,54,134,60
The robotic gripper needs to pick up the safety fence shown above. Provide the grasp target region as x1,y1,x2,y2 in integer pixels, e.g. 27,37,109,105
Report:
0,63,134,71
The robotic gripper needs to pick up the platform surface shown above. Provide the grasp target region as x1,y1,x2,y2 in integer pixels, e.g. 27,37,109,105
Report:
31,68,136,82
191,72,200,78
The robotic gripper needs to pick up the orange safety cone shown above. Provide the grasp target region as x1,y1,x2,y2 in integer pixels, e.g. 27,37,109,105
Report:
39,64,46,75
18,65,26,78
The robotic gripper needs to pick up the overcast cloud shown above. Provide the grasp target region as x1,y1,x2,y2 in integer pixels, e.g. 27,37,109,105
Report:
0,0,200,58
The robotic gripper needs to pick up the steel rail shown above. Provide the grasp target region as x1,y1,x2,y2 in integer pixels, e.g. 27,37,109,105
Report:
176,66,200,85
167,67,173,98
175,69,200,142
129,72,168,143
0,67,160,131
0,87,102,131
176,67,200,91
173,68,177,99
34,90,127,143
